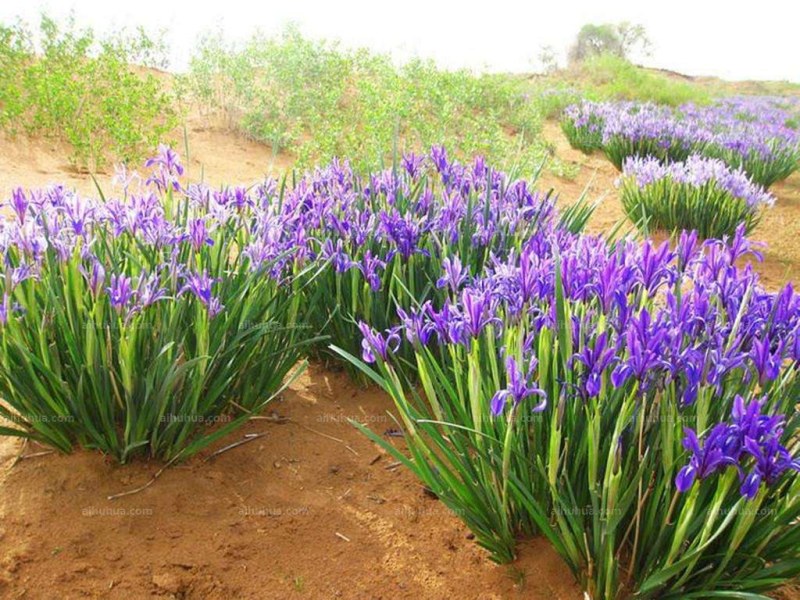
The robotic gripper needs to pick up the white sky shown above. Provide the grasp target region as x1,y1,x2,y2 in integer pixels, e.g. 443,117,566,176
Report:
2,0,799,82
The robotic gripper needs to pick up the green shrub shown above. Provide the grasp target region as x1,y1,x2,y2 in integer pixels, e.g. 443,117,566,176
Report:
0,15,178,169
579,54,711,107
184,26,547,174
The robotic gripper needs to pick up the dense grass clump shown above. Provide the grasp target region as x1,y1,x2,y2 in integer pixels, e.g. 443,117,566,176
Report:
183,26,547,173
236,148,594,377
0,16,177,169
562,96,800,187
0,148,316,462
345,228,800,599
601,102,700,169
619,155,774,238
560,100,609,153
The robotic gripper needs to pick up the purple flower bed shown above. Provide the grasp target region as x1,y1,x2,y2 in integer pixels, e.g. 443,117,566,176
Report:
619,154,774,238
349,223,800,597
562,96,800,187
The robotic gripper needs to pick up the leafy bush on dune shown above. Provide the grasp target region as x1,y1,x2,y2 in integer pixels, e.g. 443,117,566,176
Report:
183,26,547,173
0,15,177,169
577,53,712,107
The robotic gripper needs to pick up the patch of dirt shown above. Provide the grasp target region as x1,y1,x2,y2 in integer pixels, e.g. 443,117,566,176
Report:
0,110,293,201
0,364,582,599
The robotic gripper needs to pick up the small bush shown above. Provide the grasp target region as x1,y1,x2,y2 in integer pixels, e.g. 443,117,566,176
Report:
183,26,547,174
0,15,177,169
619,155,774,238
0,148,316,462
579,54,711,107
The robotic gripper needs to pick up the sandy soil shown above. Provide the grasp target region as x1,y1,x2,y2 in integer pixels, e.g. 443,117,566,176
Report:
0,112,293,200
0,115,798,599
0,364,581,600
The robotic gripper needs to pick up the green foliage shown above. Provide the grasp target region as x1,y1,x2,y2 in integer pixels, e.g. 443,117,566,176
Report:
0,183,318,463
603,134,694,171
619,176,763,239
184,26,547,173
529,85,586,120
568,22,651,64
0,15,177,169
702,140,800,188
580,54,712,107
560,117,604,154
338,261,800,598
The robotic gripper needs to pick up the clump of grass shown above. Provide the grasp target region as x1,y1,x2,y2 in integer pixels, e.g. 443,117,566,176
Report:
619,154,774,238
0,148,317,462
560,100,608,153
342,227,800,599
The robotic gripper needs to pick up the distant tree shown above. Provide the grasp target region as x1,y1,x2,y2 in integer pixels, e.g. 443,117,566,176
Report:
568,22,651,64
536,44,559,74
615,22,652,59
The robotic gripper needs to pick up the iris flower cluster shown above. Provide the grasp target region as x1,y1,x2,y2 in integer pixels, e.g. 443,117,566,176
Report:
619,155,775,238
562,96,800,187
234,146,570,364
676,395,800,499
355,221,799,596
363,227,799,428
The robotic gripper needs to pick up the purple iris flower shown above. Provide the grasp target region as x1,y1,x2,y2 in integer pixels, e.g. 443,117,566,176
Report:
10,188,29,224
740,435,800,499
80,260,106,297
636,240,676,296
610,309,667,389
107,274,134,313
180,270,224,317
145,145,185,192
749,337,785,385
673,230,698,272
358,322,401,363
322,240,353,273
460,289,501,339
10,263,37,289
573,332,616,397
396,304,434,345
357,251,385,292
436,256,469,292
490,356,547,416
188,218,214,251
674,425,740,492
135,271,169,309
401,153,425,178
63,195,94,236
430,146,450,175
676,396,799,499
